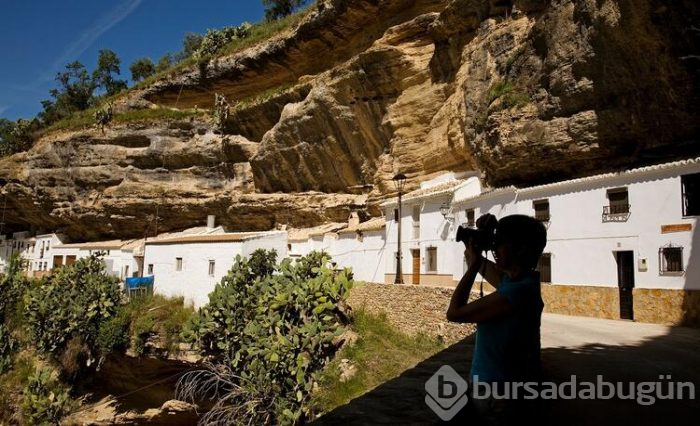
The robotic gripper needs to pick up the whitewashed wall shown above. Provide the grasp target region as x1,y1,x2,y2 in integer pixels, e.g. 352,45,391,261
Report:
512,169,699,291
330,231,387,282
145,232,288,308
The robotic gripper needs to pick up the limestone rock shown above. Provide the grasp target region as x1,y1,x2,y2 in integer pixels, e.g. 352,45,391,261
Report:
1,0,698,238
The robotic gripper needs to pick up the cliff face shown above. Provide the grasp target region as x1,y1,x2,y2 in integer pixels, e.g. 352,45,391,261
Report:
1,0,698,240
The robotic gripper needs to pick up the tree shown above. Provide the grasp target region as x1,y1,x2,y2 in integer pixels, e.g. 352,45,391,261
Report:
176,32,204,62
92,49,128,96
129,57,156,82
39,61,95,125
156,53,173,73
262,0,309,21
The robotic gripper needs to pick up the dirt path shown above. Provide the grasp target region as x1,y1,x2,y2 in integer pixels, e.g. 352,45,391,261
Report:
313,313,700,425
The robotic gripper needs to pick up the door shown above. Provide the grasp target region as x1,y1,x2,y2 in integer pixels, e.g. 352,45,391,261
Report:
52,255,63,269
411,249,420,285
616,251,635,320
65,255,77,266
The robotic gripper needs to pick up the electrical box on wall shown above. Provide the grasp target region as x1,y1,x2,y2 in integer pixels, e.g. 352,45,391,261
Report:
638,258,648,272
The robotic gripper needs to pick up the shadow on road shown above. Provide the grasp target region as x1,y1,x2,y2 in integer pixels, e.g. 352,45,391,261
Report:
314,326,700,425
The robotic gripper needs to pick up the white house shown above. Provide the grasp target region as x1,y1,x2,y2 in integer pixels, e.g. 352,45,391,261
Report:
381,171,480,286
332,215,387,283
143,231,288,308
381,157,700,324
28,233,67,277
51,239,138,279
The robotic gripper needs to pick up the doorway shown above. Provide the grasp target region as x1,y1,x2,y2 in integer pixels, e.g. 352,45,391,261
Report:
616,251,635,320
411,249,420,285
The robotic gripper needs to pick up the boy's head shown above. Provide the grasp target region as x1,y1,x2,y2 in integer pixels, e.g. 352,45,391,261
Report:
492,215,547,271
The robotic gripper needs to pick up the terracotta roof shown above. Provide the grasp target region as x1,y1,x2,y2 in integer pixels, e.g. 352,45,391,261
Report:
338,217,385,234
288,223,346,241
145,232,275,245
380,179,466,207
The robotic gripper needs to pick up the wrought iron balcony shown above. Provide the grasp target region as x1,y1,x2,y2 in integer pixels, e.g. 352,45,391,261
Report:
602,204,631,222
535,213,550,222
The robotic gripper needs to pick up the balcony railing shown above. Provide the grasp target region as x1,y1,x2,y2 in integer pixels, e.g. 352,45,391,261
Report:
535,213,550,222
602,204,631,222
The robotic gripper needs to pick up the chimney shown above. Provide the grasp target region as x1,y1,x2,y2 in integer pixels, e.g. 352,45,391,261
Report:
207,215,216,229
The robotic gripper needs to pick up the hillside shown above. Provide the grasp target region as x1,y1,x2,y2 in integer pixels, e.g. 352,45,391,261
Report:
0,0,698,240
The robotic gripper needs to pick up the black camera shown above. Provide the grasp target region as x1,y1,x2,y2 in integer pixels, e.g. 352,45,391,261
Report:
456,213,498,251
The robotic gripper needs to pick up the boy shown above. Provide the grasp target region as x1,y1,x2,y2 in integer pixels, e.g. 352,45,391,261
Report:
446,214,547,425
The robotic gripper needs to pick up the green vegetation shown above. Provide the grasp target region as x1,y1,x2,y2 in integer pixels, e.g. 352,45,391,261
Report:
312,308,445,414
179,249,352,425
0,251,196,424
21,367,73,425
24,254,122,363
129,57,156,82
92,49,128,97
121,294,195,357
44,106,207,133
486,80,530,109
263,0,311,21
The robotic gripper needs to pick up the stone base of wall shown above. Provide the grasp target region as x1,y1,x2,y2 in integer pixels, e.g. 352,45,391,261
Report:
348,282,475,344
384,273,456,287
542,284,700,327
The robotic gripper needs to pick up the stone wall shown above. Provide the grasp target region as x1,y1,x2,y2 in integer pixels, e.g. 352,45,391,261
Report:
541,284,700,327
350,282,700,334
347,282,475,344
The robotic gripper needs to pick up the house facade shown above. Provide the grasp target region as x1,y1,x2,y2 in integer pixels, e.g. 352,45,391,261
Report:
382,158,700,325
143,231,288,308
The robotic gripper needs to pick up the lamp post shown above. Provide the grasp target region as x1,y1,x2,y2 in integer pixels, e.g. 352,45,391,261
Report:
392,173,407,284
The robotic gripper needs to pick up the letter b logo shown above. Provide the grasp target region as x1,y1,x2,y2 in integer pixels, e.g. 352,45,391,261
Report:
425,365,468,421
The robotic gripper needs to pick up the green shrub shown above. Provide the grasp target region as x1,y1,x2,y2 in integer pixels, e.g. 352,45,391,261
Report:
24,254,122,365
0,253,28,324
194,24,252,60
179,250,352,425
21,367,73,425
96,309,131,355
132,314,156,356
121,294,194,356
0,324,16,374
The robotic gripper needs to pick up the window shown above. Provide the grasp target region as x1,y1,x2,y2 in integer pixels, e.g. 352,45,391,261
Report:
175,257,183,271
533,199,550,222
124,265,129,278
412,206,420,239
147,264,154,275
659,245,683,274
607,188,629,214
287,244,292,251
426,247,438,273
603,188,630,221
394,208,399,222
466,209,475,227
682,172,700,216
537,253,552,283
40,241,45,258
208,260,215,277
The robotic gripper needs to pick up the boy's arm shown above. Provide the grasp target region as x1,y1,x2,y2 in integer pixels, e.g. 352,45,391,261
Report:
447,252,513,323
479,257,504,289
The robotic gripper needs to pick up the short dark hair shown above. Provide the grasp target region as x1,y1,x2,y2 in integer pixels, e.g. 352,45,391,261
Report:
494,215,547,270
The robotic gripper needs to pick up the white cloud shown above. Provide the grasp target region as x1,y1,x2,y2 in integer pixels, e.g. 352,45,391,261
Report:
41,0,143,80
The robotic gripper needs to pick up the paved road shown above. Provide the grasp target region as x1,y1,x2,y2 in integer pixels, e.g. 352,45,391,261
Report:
315,313,700,425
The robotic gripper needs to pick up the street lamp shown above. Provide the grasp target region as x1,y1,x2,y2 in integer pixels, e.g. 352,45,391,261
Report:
440,202,450,219
392,173,407,284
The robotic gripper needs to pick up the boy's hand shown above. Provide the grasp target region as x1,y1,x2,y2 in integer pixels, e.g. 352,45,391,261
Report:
464,241,483,271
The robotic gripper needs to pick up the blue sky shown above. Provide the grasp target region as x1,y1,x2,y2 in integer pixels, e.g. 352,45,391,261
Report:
0,0,267,120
